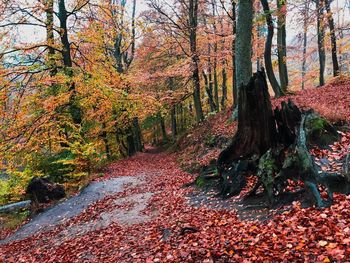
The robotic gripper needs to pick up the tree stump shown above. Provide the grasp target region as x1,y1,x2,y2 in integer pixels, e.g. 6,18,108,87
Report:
217,69,349,207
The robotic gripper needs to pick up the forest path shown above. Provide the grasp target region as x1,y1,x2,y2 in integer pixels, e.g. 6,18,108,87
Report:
0,150,196,262
0,151,164,247
1,175,151,245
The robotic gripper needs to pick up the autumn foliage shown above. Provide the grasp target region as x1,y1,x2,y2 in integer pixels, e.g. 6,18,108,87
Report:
0,0,350,261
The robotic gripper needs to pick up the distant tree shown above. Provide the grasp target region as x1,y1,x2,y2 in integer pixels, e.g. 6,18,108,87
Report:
110,0,143,155
325,0,340,77
261,0,284,97
189,0,204,122
276,0,289,92
231,1,237,106
220,0,237,107
301,0,311,90
314,0,326,86
147,0,204,122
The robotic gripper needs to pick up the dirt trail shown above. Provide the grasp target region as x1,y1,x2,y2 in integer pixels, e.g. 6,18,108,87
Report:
1,173,153,245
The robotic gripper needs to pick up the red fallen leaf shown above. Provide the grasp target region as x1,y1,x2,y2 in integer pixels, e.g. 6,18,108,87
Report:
342,238,350,245
326,248,345,260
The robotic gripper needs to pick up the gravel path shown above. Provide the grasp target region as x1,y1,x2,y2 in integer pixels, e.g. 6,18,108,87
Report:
1,174,153,244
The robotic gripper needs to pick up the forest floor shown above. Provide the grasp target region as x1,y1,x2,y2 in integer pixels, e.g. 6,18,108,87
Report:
0,82,350,262
0,148,349,262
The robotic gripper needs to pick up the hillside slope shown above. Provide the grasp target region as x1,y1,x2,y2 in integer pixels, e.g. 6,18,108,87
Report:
177,82,350,172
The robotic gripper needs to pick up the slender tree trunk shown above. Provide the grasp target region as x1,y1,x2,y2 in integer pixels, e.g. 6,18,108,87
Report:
325,0,340,77
126,126,136,156
102,123,111,159
203,71,217,112
157,112,167,144
257,24,262,70
45,0,57,77
113,0,126,73
276,0,289,92
230,1,237,108
128,0,137,66
58,0,82,125
189,0,204,122
316,0,326,86
115,127,127,158
177,104,182,132
169,78,177,140
302,1,309,90
171,106,177,140
203,14,217,112
220,17,227,109
221,67,228,109
181,103,186,131
211,0,219,110
132,117,143,152
261,0,284,97
58,0,72,69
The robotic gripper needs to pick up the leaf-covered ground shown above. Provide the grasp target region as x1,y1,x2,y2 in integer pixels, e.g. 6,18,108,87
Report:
1,147,349,262
1,82,350,262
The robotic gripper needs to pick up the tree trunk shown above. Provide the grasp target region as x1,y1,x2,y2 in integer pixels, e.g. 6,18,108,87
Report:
58,0,72,69
301,1,309,90
102,123,111,159
126,127,136,157
127,0,137,67
180,103,186,132
325,0,340,77
132,117,143,152
157,112,167,144
211,0,219,110
169,78,177,140
235,0,253,89
233,0,253,120
113,0,126,73
276,0,289,92
115,127,127,158
256,24,262,70
221,67,228,110
189,0,204,122
220,14,227,109
171,106,177,140
261,0,284,97
203,71,217,112
58,0,82,125
316,0,326,86
45,0,57,77
203,14,217,112
231,1,237,108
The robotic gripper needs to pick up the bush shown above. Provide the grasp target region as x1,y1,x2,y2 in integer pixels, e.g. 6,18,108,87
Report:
0,167,40,205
